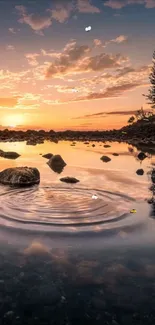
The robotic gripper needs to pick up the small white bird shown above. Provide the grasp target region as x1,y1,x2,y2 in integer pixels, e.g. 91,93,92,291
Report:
92,195,98,199
85,26,91,32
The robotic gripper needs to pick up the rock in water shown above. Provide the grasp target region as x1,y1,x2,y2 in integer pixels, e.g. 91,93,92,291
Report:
136,169,144,175
0,167,40,186
100,156,111,163
0,150,20,159
42,153,53,159
47,155,66,174
112,153,119,156
137,152,147,161
151,169,155,183
60,177,79,183
104,145,111,148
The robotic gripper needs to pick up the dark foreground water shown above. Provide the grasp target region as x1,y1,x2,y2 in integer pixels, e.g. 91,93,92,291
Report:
0,140,155,324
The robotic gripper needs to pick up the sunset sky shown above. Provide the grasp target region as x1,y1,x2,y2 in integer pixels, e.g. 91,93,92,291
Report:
0,0,155,131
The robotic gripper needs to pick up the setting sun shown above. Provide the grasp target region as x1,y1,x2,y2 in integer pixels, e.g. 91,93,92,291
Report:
2,114,25,128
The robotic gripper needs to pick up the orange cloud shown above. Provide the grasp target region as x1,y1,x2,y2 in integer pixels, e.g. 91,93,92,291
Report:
45,40,128,78
0,97,20,107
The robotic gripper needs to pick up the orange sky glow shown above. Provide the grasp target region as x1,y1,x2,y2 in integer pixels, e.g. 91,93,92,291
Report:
0,0,154,131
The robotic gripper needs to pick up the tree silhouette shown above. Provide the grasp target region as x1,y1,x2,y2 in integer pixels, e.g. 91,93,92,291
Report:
146,50,155,109
128,116,135,124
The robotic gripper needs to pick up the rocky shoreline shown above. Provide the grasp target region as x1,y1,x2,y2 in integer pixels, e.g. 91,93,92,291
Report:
0,118,154,151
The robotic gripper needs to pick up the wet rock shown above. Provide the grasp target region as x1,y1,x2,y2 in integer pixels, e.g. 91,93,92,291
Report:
92,144,95,147
26,139,37,146
147,198,154,204
112,153,119,156
60,177,80,183
0,150,20,159
151,169,155,183
42,153,53,159
137,152,147,161
136,169,144,175
100,156,111,163
0,167,40,186
47,155,66,174
104,145,111,148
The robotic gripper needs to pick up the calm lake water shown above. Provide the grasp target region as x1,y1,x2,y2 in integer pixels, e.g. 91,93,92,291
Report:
0,140,155,325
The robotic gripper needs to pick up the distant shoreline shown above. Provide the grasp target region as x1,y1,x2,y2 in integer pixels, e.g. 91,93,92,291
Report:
0,117,155,152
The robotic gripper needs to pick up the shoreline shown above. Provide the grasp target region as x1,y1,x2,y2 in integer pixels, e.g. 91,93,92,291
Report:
0,118,154,153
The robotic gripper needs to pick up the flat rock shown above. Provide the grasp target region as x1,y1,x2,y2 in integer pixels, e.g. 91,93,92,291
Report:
100,155,111,162
104,145,111,148
0,167,40,186
112,153,119,156
136,169,144,175
0,150,20,159
60,177,80,183
42,153,53,159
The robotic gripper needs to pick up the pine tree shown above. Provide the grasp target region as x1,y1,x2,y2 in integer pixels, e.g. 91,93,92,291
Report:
146,51,155,109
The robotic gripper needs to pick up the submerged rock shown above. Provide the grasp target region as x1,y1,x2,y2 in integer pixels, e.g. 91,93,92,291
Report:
42,153,53,159
100,156,111,163
136,169,144,175
60,177,80,183
0,149,20,159
137,152,147,161
47,155,66,174
0,167,40,186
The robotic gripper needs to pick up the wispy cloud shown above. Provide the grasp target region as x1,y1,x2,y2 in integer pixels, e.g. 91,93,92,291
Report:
72,109,142,119
104,0,155,9
15,5,52,34
44,40,128,78
76,0,100,13
25,53,40,66
6,45,15,50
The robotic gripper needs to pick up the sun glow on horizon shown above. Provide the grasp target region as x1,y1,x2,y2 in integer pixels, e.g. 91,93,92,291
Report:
2,114,25,128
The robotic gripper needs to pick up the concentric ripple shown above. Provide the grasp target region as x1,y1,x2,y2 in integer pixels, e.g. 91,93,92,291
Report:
0,185,148,233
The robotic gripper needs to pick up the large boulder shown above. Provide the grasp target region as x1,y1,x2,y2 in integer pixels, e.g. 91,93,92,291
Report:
60,177,79,184
0,167,40,186
0,150,20,159
47,155,66,174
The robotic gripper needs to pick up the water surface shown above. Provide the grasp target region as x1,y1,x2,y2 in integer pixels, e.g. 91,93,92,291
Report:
0,140,155,324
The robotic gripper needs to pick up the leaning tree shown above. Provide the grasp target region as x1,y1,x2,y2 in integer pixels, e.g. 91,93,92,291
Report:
146,50,155,109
